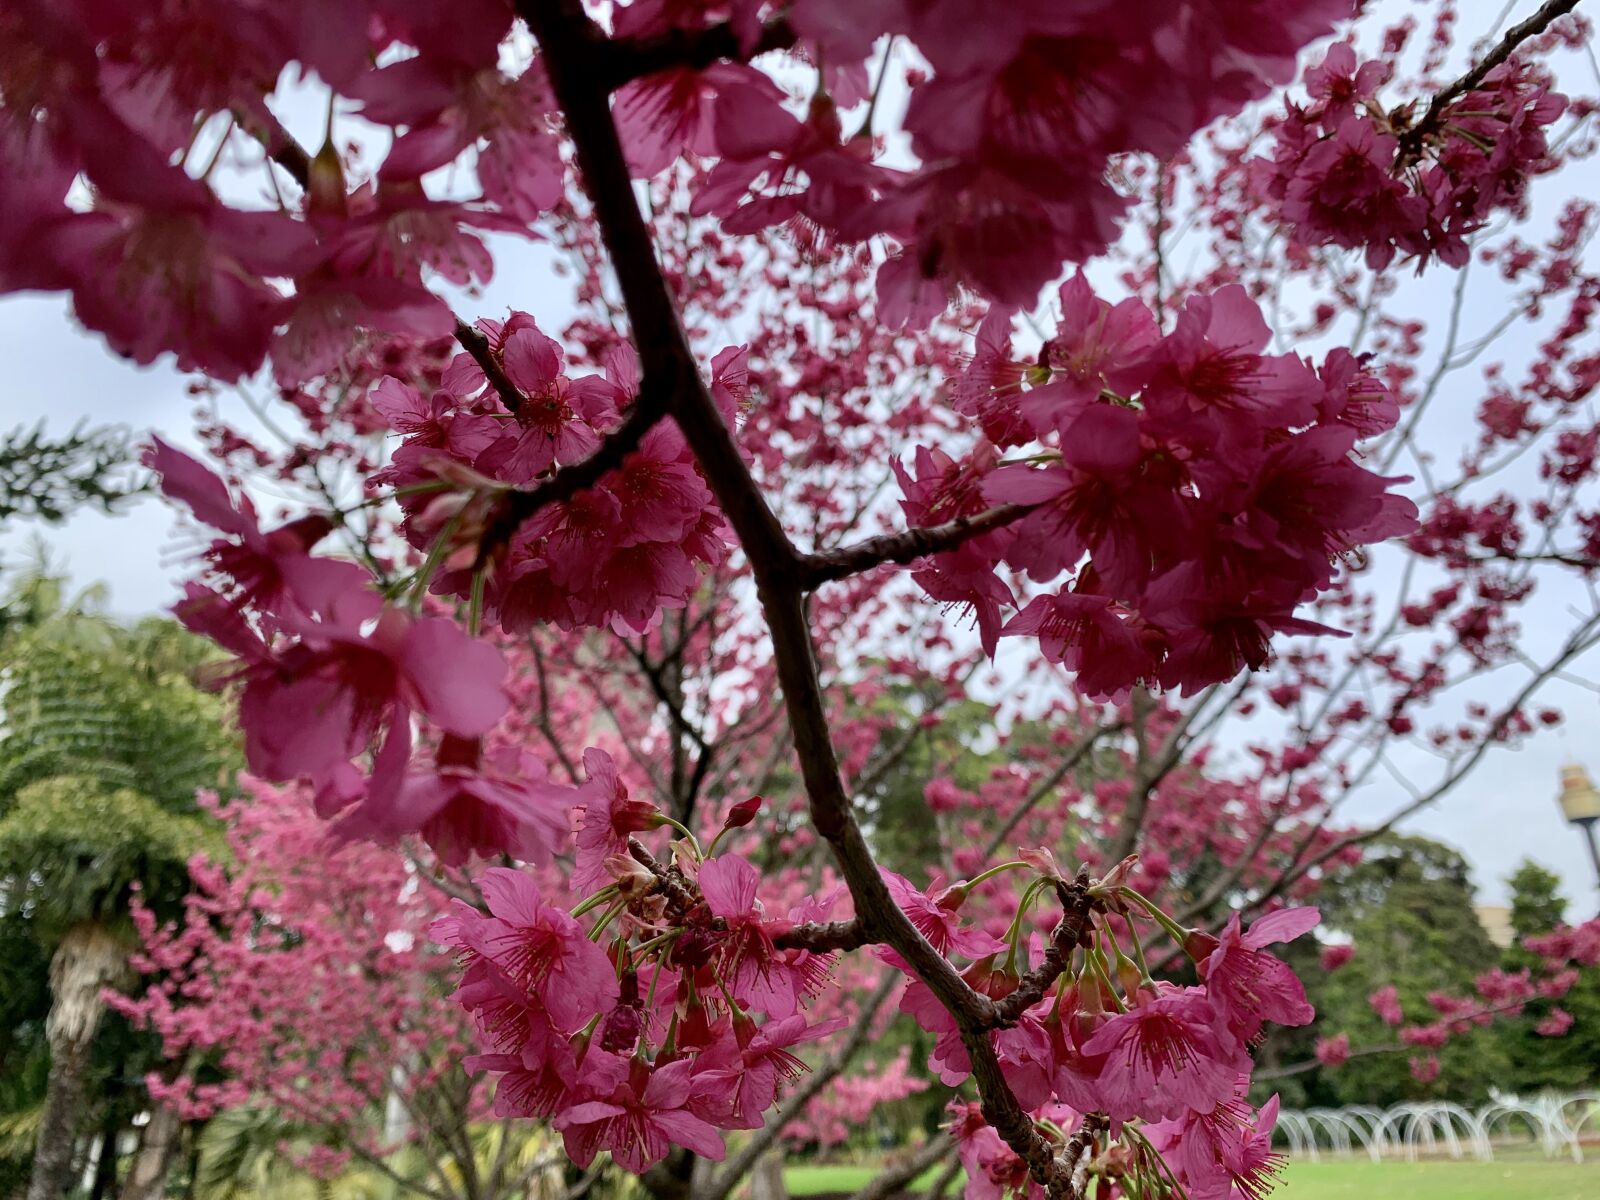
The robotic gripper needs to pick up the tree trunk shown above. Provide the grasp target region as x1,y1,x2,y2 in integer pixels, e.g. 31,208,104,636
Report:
25,924,131,1200
641,1149,695,1200
118,1102,183,1200
748,1150,788,1200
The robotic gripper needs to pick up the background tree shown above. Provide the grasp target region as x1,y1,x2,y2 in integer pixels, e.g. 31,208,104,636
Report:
1262,835,1508,1106
0,578,233,1200
0,427,139,636
1495,859,1600,1092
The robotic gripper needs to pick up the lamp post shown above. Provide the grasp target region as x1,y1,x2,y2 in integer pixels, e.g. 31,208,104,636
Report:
1557,763,1600,898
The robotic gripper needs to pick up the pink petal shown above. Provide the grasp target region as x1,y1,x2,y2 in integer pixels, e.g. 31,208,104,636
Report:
1245,906,1320,948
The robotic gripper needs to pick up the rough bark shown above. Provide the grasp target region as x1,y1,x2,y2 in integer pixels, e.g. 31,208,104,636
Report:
117,1102,183,1200
25,924,132,1200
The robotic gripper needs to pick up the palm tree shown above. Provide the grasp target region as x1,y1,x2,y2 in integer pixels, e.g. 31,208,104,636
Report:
0,574,235,1200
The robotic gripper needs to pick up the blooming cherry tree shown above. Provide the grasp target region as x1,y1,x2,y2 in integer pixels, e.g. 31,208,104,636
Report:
8,1,1600,1199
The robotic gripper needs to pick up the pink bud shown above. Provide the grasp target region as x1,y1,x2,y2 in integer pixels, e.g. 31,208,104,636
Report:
1099,855,1139,890
1020,846,1065,881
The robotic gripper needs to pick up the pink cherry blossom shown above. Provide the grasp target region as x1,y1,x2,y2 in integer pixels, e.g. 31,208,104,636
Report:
555,1058,726,1174
1081,989,1247,1122
1197,906,1319,1039
571,748,661,894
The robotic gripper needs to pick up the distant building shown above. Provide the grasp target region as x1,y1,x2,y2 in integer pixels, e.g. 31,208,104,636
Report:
1475,904,1514,950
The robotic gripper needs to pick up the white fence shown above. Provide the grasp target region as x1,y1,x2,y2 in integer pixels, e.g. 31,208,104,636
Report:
1276,1094,1600,1162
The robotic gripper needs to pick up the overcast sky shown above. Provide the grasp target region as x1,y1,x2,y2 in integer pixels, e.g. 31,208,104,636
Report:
5,4,1600,916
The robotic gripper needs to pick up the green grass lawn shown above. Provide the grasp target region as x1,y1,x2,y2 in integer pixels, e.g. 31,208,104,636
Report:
1275,1159,1598,1199
785,1158,1600,1199
786,1165,947,1195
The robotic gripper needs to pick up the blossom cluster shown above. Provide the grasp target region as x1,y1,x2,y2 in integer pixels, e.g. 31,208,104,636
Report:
1,0,1355,387
430,761,1322,1198
901,858,1316,1200
897,278,1416,697
109,780,475,1146
370,313,740,635
433,788,850,1174
2,0,552,385
1334,921,1600,1082
1356,928,1600,1088
626,0,1351,318
143,438,576,866
1258,44,1567,269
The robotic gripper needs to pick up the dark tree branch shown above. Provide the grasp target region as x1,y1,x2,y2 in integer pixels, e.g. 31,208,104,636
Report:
600,18,798,90
258,120,311,187
627,836,699,914
1103,679,1240,867
988,872,1096,1026
1402,0,1583,153
800,504,1034,590
453,321,525,416
845,1136,958,1200
522,2,1096,1192
773,919,871,954
1251,1042,1399,1082
474,398,663,565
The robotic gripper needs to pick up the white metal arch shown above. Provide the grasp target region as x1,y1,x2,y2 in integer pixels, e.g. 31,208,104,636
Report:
1279,1093,1598,1163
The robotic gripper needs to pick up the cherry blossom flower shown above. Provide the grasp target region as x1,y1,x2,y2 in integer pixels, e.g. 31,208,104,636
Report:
1146,1095,1285,1200
1197,906,1319,1040
456,868,620,1031
555,1058,726,1174
696,1013,847,1129
572,749,661,893
1081,988,1248,1122
1369,984,1405,1027
334,738,575,867
699,853,798,1017
1314,1033,1350,1067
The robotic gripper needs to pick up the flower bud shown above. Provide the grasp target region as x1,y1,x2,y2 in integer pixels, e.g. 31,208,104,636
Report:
668,838,698,874
1020,846,1065,881
1114,953,1144,1000
605,854,655,898
1098,854,1139,890
1183,928,1220,960
723,796,762,830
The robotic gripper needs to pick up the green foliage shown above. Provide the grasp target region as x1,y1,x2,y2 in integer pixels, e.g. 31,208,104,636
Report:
0,612,236,818
1262,843,1600,1107
0,423,138,527
1494,858,1600,1093
0,910,49,1191
1507,860,1567,941
1263,834,1511,1107
0,909,50,1099
0,575,239,1191
0,777,217,935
